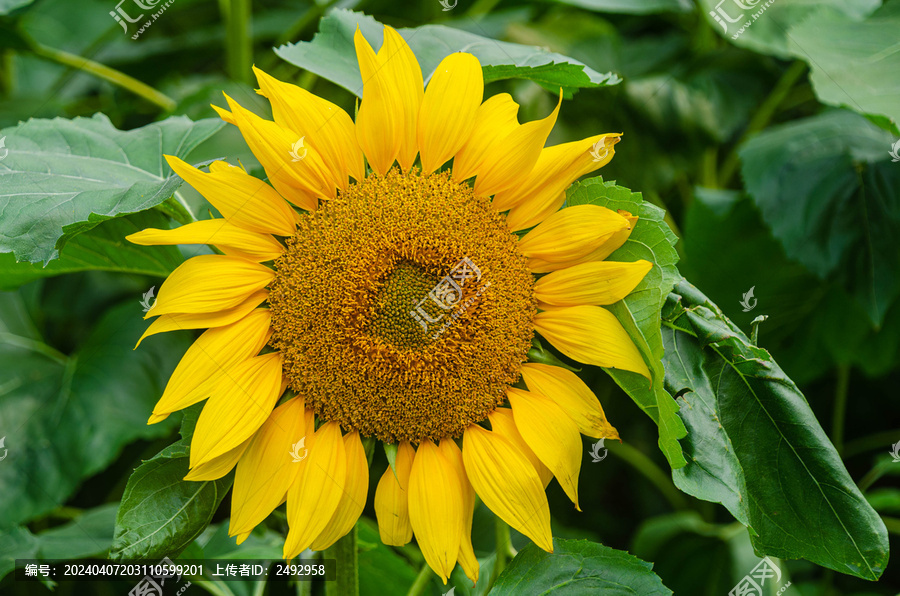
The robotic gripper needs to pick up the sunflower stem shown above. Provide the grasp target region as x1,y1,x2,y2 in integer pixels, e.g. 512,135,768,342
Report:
405,564,433,596
325,523,358,596
831,364,850,456
223,0,252,83
492,518,513,585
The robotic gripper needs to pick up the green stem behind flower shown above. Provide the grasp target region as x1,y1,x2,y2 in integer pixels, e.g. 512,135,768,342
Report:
325,523,359,596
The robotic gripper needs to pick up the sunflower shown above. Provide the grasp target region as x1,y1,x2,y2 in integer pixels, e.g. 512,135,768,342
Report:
127,25,653,585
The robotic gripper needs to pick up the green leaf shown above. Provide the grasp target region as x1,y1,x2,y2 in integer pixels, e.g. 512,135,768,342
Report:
358,517,419,596
35,504,119,560
0,0,33,15
0,298,189,528
662,279,889,580
274,10,619,99
787,2,900,135
0,113,223,264
383,442,398,477
549,0,692,14
566,177,687,469
739,109,900,326
0,211,183,290
490,538,672,595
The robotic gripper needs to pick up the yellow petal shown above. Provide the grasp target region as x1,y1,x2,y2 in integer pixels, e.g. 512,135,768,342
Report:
254,67,364,187
507,388,583,510
224,93,334,206
417,52,483,174
184,437,251,481
127,219,284,262
534,305,650,378
189,352,284,467
516,205,629,263
229,397,309,536
452,93,520,182
211,104,236,125
284,421,347,558
147,309,271,422
164,156,299,236
354,27,423,174
527,210,639,272
438,439,478,586
520,363,619,440
488,408,553,487
534,260,652,307
374,441,415,546
462,424,553,552
500,134,621,228
145,255,273,318
136,290,268,349
408,439,463,584
309,431,369,550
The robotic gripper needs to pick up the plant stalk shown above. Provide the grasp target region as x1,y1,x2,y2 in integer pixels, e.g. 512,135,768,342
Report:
325,523,359,596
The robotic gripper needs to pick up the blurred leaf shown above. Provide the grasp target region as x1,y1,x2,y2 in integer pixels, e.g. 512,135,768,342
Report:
275,10,619,98
35,503,119,559
357,517,418,596
0,113,222,264
0,299,188,528
739,110,900,326
662,279,889,580
0,211,183,291
548,0,692,13
866,488,900,515
787,2,900,135
0,0,33,15
0,527,38,581
195,522,284,560
490,538,672,595
567,177,687,469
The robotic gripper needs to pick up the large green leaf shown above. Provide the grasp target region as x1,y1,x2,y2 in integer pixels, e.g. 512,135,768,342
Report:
739,109,900,326
0,299,189,528
566,177,687,468
662,279,889,580
490,538,672,595
787,2,900,135
275,10,619,98
0,211,183,291
549,0,692,13
0,113,222,264
0,0,33,15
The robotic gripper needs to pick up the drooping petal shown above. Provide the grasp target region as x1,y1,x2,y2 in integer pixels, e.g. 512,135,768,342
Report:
284,421,347,559
408,439,463,584
520,363,619,440
534,260,652,307
507,388,583,510
136,290,268,348
374,441,415,546
488,408,553,487
462,424,553,552
147,309,272,422
534,305,650,378
527,210,639,273
165,156,299,236
310,431,369,550
189,352,284,467
417,52,483,174
145,255,273,318
127,219,284,262
229,397,309,536
516,205,630,263
437,439,478,586
254,67,364,187
451,93,519,182
184,437,251,481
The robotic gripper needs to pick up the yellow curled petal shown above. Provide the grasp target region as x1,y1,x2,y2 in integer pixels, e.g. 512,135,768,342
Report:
184,437,251,481
189,352,284,467
136,290,267,349
374,441,415,546
229,396,309,536
520,363,619,440
408,440,463,584
284,421,347,558
500,134,621,227
517,205,629,263
211,104,236,125
148,309,271,422
488,408,553,487
437,439,478,586
310,431,369,550
462,425,553,552
145,255,273,318
527,210,639,272
534,305,650,378
127,219,284,263
417,52,483,174
254,67,364,187
534,260,652,307
507,388,583,510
